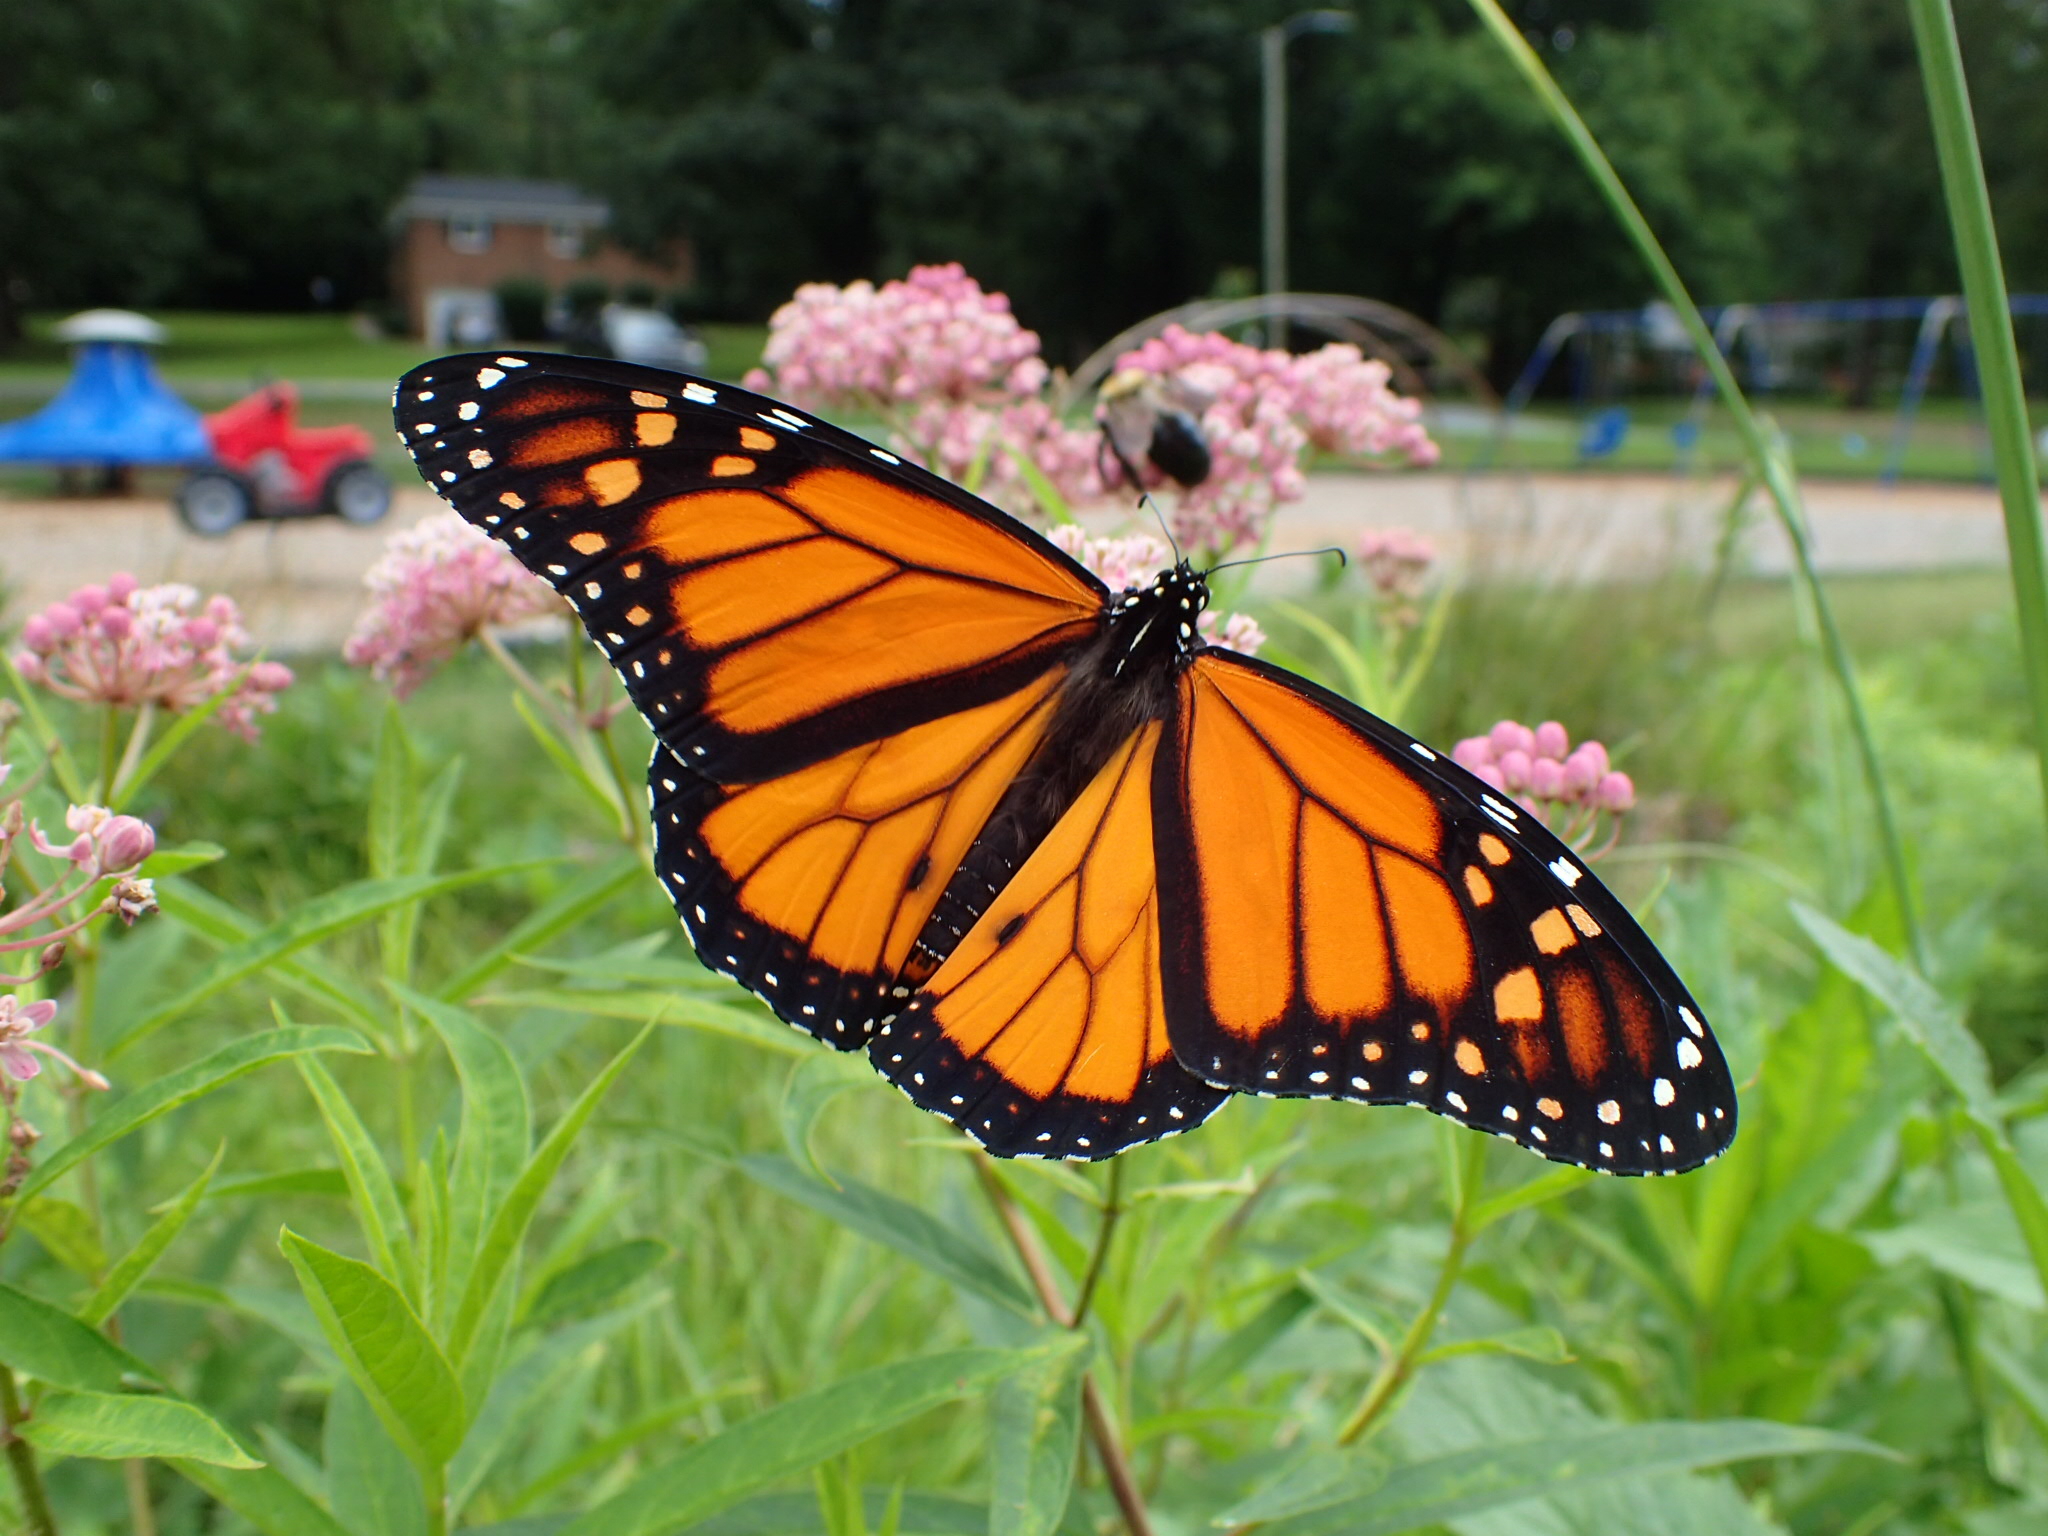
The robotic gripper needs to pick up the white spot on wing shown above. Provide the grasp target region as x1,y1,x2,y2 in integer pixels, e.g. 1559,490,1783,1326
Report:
1676,1038,1702,1070
477,367,506,389
1549,856,1584,888
683,382,717,404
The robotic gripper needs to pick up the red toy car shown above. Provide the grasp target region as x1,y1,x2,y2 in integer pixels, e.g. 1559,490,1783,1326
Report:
173,382,392,536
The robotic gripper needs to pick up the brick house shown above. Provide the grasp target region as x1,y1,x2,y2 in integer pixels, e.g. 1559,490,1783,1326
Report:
389,175,692,342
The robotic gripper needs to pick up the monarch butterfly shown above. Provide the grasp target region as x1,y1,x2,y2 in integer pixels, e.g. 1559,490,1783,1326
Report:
395,351,1736,1173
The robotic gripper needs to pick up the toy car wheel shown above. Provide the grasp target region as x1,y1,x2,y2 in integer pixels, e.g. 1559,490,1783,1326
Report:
324,460,392,525
174,469,255,537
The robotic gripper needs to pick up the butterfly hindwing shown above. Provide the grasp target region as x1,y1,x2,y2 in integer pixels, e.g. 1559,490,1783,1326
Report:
648,670,1070,1047
1155,651,1735,1174
872,722,1229,1157
396,353,1104,782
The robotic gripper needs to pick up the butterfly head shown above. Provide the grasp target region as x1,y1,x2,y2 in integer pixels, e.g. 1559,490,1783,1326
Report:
1105,560,1209,679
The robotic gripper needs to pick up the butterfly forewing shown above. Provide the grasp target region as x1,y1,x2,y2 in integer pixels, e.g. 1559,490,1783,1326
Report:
1155,651,1735,1174
395,353,1104,783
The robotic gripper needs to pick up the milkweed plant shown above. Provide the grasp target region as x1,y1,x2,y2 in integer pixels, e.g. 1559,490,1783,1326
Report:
5,20,2048,1529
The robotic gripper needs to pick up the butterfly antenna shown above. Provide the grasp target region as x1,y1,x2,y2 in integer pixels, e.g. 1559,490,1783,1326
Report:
1205,545,1348,577
1141,493,1182,561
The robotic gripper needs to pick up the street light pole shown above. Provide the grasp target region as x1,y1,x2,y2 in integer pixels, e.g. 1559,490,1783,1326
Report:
1261,10,1354,348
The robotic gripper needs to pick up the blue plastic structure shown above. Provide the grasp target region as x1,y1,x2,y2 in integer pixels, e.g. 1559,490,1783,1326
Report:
0,337,209,465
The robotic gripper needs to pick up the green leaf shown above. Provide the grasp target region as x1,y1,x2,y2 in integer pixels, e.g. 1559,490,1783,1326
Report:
988,1331,1087,1536
0,1281,159,1390
114,864,548,1056
1418,1326,1573,1366
436,855,645,1002
394,984,531,1325
560,1347,1039,1536
20,1389,261,1467
1982,1339,2048,1443
81,1145,225,1327
1791,903,1995,1119
511,686,621,817
737,1155,1035,1318
1469,1166,1597,1234
325,1379,427,1536
18,1026,372,1204
450,1293,668,1517
478,989,809,1055
1000,441,1073,524
169,1460,356,1536
277,1228,466,1475
152,880,385,1037
201,1168,352,1204
1233,1418,1897,1534
1185,1285,1314,1397
17,1197,108,1278
781,1051,871,1185
139,840,227,879
523,1239,671,1328
1863,1201,2045,1309
447,1024,652,1369
296,1053,420,1300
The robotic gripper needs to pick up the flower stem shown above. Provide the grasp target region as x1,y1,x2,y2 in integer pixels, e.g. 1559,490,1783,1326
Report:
1906,0,2048,840
0,1368,59,1536
96,704,119,804
1335,1131,1486,1446
973,1157,1155,1536
1462,0,1928,970
1071,1159,1124,1328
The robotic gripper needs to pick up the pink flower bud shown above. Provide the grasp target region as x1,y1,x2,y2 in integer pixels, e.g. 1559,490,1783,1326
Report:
43,603,82,640
182,617,219,647
1473,762,1506,792
107,572,139,602
248,660,294,692
1534,720,1570,759
1529,757,1566,799
1489,719,1536,756
97,605,132,639
97,815,155,873
1567,741,1609,782
1596,771,1636,812
1497,748,1532,792
72,584,108,617
1451,736,1494,773
12,652,43,682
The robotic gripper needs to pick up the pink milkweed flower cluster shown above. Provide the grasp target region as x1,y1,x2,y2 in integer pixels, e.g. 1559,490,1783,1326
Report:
749,262,1051,405
1357,527,1437,602
13,576,294,739
344,512,562,697
1045,527,1267,657
1108,327,1438,558
0,771,158,1090
1452,719,1635,855
748,264,1104,513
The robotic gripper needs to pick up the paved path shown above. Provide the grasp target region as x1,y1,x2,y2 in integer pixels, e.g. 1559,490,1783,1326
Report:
0,471,2020,653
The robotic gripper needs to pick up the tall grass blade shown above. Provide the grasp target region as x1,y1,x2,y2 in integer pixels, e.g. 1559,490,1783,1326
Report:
1906,0,2048,834
79,1145,225,1328
1462,0,1927,967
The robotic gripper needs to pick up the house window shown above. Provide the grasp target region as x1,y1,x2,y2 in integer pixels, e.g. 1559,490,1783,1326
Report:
545,221,584,259
447,215,493,254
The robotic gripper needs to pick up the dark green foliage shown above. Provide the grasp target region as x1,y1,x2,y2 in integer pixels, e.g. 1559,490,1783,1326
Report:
495,277,551,342
7,0,2048,366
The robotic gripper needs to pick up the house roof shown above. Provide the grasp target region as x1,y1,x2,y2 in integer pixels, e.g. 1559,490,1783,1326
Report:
394,175,610,227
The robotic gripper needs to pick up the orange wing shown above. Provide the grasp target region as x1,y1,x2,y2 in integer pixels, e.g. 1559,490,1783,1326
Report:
873,722,1228,1156
1154,651,1735,1175
396,353,1104,782
650,670,1068,1047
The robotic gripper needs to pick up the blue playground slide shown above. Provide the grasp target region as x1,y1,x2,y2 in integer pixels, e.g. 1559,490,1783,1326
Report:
0,338,209,465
